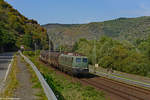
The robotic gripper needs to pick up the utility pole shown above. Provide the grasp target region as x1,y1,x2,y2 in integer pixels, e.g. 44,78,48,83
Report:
49,36,51,61
93,38,97,73
63,39,65,52
71,36,73,52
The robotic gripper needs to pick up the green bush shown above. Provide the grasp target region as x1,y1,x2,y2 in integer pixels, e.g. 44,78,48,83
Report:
0,0,48,52
23,51,35,56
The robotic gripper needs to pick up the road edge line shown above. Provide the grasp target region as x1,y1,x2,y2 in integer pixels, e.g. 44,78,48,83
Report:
4,56,14,82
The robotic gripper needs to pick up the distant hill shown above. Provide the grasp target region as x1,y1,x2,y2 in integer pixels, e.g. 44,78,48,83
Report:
0,0,48,52
43,16,150,48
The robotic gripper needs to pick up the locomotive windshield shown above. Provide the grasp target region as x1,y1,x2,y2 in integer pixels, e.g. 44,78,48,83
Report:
76,58,81,62
83,58,88,62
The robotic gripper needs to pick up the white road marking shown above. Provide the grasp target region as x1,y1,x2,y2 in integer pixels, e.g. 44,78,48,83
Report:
0,59,12,61
0,56,12,58
4,56,14,82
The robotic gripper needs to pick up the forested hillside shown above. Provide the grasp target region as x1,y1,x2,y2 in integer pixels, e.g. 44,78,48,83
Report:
43,16,150,48
0,0,48,52
73,36,150,76
43,17,150,77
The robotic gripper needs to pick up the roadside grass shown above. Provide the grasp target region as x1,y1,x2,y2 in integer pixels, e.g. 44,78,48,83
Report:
27,55,105,100
20,56,47,100
0,55,19,97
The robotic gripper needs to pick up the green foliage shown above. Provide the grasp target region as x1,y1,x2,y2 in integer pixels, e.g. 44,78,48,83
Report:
57,44,72,52
23,51,35,56
0,0,48,52
138,35,150,60
74,36,150,76
75,38,93,64
0,24,16,51
72,41,78,52
22,33,33,48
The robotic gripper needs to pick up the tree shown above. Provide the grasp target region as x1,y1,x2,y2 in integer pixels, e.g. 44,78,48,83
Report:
22,33,33,49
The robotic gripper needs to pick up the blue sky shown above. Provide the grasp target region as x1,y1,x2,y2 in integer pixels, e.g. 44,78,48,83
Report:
5,0,150,25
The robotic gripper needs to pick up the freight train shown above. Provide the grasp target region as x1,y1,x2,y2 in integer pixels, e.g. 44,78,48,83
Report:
39,51,89,76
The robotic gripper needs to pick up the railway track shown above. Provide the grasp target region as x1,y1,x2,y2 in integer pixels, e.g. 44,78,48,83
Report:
96,77,150,95
40,60,150,100
79,77,150,100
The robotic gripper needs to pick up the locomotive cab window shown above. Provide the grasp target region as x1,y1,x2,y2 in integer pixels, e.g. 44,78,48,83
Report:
76,58,81,62
83,58,88,62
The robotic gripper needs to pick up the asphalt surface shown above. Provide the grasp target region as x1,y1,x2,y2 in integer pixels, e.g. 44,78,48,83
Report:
0,52,14,83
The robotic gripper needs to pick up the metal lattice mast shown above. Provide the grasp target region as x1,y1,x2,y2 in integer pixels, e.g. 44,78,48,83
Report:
95,39,97,64
93,38,97,64
93,37,97,73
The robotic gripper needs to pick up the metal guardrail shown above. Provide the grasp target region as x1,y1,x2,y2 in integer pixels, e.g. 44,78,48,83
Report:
20,52,57,100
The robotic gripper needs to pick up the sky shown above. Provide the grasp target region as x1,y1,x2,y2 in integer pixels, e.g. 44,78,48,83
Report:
5,0,150,25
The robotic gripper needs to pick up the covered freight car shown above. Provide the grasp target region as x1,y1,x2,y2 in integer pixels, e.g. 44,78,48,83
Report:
40,50,49,63
47,51,61,68
40,51,61,68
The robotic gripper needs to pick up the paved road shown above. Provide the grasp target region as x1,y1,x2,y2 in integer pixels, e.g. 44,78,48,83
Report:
0,52,14,83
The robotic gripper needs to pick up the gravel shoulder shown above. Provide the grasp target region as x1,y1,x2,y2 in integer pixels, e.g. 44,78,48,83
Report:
13,55,39,100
